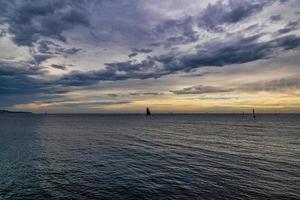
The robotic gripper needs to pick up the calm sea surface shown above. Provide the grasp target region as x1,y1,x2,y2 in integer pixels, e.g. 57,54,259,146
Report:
0,114,299,200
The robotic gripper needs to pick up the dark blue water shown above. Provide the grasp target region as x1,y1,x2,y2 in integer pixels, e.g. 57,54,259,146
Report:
0,114,299,200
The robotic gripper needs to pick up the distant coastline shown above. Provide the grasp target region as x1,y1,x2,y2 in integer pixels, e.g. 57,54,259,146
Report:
0,110,32,114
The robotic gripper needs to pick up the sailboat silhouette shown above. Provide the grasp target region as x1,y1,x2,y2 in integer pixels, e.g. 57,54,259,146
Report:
146,107,151,115
253,109,256,118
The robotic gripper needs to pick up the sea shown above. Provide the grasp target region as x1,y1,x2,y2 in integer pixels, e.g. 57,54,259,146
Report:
0,114,299,200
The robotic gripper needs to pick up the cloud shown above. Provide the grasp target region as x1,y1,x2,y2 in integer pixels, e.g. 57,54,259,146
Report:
128,48,152,58
172,77,300,95
129,92,164,96
32,54,53,64
128,52,138,58
197,0,268,31
63,100,132,108
0,62,44,96
55,47,82,55
199,96,239,100
132,48,152,53
57,34,300,87
0,0,90,46
277,21,299,35
0,29,6,37
0,61,67,98
154,17,199,46
240,78,300,92
0,0,299,111
270,15,282,21
51,64,67,70
171,86,234,95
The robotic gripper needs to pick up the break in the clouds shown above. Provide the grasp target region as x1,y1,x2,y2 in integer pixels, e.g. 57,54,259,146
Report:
0,0,300,113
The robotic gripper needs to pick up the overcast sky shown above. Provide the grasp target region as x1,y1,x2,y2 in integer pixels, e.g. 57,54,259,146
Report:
0,0,299,113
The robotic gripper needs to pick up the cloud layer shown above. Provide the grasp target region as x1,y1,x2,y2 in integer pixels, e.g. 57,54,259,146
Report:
0,0,299,112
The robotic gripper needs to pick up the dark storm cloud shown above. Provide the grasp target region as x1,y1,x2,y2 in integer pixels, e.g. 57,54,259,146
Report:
0,0,90,46
57,34,300,87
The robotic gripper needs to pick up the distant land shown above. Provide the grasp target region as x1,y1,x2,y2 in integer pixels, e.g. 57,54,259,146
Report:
0,110,32,114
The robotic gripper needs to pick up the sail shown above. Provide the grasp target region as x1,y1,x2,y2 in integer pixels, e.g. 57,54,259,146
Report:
146,107,151,115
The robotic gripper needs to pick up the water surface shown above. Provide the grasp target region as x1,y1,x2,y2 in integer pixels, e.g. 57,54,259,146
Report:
0,114,299,199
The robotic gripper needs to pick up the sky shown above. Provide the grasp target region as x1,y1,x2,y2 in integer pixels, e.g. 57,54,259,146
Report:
0,0,300,113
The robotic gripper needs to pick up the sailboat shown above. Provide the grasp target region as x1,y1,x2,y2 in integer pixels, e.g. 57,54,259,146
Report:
146,107,151,115
253,109,256,118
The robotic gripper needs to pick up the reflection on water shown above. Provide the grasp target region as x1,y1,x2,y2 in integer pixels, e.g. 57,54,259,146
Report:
0,114,299,199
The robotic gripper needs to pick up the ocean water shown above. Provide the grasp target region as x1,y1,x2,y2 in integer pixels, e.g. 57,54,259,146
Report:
0,114,299,200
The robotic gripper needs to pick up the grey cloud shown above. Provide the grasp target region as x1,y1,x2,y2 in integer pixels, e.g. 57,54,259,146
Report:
58,67,123,87
37,40,51,54
277,21,299,35
36,40,61,55
128,52,138,58
172,77,300,95
32,54,53,64
3,33,298,100
63,100,131,108
171,86,234,95
37,39,81,56
129,92,164,96
0,61,66,97
128,48,152,58
0,29,6,37
132,48,152,54
0,0,90,46
51,64,67,70
103,92,164,98
60,47,81,55
199,96,239,100
0,62,45,95
270,15,282,21
155,17,199,46
240,78,300,92
58,34,300,87
198,0,268,31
